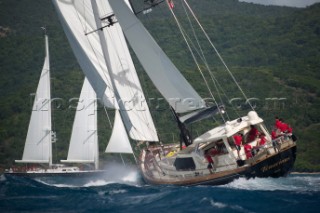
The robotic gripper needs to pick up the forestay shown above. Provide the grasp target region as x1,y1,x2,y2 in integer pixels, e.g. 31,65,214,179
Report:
109,0,205,113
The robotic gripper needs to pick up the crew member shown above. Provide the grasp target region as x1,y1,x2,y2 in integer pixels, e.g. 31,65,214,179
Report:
233,133,243,159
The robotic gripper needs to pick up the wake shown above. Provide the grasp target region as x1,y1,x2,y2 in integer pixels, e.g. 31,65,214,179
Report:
221,174,320,192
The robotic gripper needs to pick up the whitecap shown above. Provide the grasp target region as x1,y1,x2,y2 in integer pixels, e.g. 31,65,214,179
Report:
221,175,320,192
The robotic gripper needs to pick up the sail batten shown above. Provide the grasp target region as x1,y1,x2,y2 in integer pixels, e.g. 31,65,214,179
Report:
109,0,205,113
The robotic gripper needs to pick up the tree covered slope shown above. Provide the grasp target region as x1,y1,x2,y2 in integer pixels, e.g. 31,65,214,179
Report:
0,0,319,172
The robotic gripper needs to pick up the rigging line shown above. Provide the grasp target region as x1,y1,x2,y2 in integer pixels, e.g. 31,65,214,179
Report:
103,106,113,128
180,0,230,120
168,4,226,123
183,0,254,111
177,26,240,118
207,70,240,119
176,25,232,120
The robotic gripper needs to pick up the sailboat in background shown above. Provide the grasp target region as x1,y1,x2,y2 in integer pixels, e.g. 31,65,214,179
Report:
5,31,135,179
4,31,82,176
52,0,297,186
16,31,55,167
11,32,56,169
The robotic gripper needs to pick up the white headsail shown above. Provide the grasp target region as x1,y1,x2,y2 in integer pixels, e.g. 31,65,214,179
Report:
52,0,158,142
106,110,134,154
16,34,52,165
109,0,205,113
61,78,99,170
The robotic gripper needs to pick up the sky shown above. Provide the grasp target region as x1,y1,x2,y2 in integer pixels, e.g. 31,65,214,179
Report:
239,0,320,8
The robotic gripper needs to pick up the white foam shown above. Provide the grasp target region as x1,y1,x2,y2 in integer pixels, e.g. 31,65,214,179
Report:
221,175,320,192
0,174,6,182
210,199,227,208
83,180,115,187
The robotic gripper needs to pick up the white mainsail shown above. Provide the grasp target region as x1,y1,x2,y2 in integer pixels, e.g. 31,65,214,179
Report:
16,34,52,165
105,110,134,154
52,0,158,142
61,78,99,170
51,0,116,109
109,0,205,113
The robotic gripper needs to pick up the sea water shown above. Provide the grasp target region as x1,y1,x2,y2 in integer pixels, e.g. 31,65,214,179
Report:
0,165,319,213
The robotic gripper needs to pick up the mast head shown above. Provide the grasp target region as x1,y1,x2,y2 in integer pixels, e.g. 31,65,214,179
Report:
41,26,47,35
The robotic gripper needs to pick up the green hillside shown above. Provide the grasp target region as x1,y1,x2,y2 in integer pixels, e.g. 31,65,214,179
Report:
0,0,319,172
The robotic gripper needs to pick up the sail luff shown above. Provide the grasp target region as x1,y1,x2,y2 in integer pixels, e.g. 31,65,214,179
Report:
109,0,205,113
16,34,52,165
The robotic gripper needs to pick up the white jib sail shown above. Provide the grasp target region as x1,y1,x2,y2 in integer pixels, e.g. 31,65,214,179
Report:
61,78,99,170
105,110,134,154
109,0,205,113
16,34,52,165
52,0,159,142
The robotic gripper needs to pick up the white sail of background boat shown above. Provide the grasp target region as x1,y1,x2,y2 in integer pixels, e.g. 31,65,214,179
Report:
10,32,86,176
52,0,297,186
61,78,99,170
62,78,134,170
15,32,54,166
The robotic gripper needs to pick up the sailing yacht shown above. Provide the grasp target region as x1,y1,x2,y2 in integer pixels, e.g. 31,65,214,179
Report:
5,33,135,179
52,0,297,186
5,32,81,177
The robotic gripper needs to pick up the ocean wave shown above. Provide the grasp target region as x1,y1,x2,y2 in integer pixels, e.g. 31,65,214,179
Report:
221,174,320,192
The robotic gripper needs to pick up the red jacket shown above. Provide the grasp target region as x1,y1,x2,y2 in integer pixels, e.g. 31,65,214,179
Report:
233,134,242,146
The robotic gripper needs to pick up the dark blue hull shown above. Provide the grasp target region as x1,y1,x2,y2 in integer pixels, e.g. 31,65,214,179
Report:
245,145,297,178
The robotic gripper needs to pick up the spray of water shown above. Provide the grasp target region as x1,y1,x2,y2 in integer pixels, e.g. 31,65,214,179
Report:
81,163,142,187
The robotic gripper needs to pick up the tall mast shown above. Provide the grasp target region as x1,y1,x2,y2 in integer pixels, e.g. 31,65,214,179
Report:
44,30,53,167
